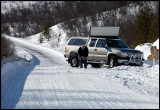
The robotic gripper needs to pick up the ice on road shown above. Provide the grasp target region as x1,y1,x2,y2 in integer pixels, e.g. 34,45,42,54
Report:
1,36,159,109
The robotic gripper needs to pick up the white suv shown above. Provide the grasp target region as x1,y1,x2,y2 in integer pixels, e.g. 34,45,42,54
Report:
64,37,144,68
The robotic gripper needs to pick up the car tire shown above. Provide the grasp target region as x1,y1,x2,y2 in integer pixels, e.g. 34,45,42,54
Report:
70,55,79,67
109,56,118,68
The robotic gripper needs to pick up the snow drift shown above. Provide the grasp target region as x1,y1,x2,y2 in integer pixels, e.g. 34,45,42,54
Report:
135,39,159,60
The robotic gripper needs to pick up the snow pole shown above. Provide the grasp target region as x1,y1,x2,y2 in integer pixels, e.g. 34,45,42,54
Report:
153,53,155,67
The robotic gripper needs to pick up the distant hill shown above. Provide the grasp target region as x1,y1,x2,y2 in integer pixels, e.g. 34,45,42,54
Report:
1,1,158,48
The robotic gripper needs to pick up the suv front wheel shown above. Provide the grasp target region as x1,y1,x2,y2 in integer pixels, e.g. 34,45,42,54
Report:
70,55,79,67
109,56,118,68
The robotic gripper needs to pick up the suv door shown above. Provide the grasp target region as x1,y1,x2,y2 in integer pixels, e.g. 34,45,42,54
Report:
87,39,97,61
94,39,108,62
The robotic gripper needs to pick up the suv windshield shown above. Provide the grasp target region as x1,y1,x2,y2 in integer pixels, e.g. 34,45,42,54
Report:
106,39,128,48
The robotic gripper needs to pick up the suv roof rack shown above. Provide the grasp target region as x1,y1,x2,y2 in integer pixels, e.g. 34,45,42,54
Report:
89,26,120,39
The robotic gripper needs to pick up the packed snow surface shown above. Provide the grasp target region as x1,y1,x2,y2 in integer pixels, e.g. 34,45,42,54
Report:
1,35,159,109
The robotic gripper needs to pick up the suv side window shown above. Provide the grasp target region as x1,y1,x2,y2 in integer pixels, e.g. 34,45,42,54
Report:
74,39,87,45
96,39,106,47
68,38,87,45
89,39,97,47
68,38,76,45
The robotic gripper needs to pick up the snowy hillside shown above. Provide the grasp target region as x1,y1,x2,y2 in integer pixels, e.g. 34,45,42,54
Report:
96,1,157,24
1,1,36,14
135,39,159,60
22,23,68,54
1,1,60,14
2,1,158,41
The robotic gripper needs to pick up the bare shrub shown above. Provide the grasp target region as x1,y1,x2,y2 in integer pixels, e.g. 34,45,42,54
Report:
1,35,15,60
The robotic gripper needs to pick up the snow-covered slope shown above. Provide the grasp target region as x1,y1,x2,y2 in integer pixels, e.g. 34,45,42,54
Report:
2,1,158,39
59,1,158,37
23,23,67,55
135,39,159,60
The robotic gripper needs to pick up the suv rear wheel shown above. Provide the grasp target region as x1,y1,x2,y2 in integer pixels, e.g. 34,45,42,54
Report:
109,56,118,68
70,56,79,67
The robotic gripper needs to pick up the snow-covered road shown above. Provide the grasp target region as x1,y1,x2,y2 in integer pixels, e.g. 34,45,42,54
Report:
1,36,159,109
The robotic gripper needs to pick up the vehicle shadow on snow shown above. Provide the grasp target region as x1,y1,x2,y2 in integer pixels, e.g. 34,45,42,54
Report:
1,54,40,109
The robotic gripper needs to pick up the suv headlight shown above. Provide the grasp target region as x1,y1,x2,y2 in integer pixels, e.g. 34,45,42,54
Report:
118,52,128,58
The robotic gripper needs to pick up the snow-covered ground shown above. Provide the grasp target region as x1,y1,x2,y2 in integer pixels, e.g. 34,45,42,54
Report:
1,35,159,109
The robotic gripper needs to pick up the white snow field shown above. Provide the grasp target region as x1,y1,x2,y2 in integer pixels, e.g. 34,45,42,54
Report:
1,36,159,109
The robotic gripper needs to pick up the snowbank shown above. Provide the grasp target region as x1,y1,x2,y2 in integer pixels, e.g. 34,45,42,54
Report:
15,46,33,61
152,39,159,49
4,35,67,65
135,39,159,60
135,43,152,60
16,51,32,61
1,44,33,68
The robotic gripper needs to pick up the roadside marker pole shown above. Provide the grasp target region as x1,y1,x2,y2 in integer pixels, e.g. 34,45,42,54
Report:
153,53,155,66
